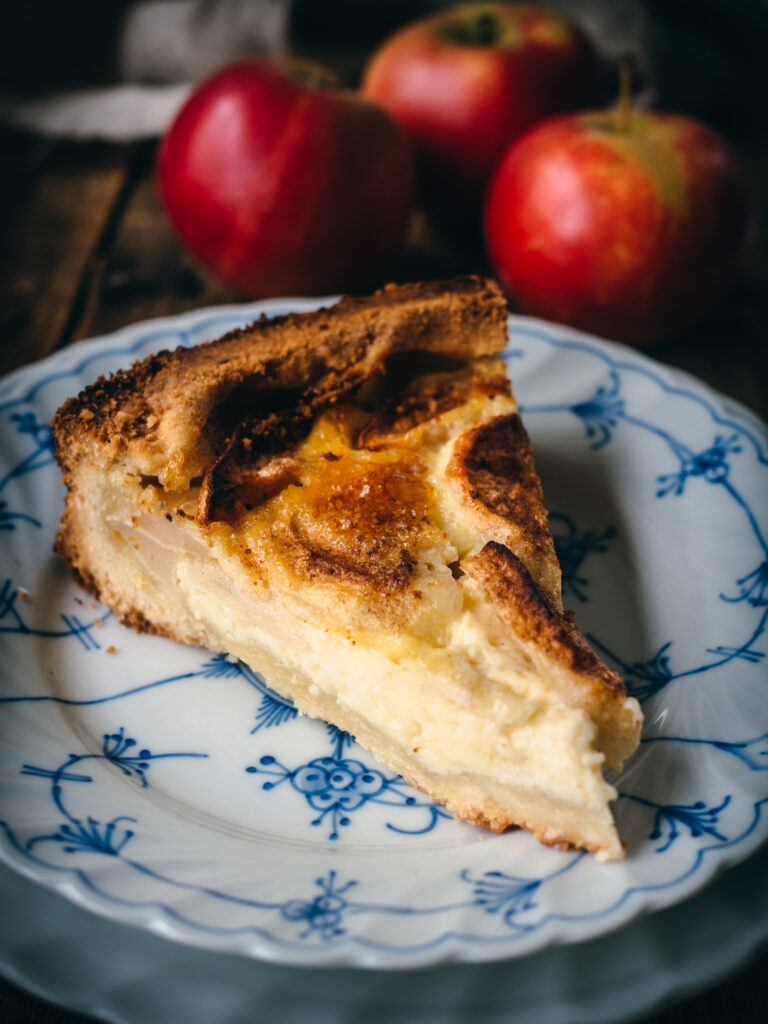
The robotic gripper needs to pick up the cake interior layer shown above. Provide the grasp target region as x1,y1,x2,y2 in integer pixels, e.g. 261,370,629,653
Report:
63,460,624,861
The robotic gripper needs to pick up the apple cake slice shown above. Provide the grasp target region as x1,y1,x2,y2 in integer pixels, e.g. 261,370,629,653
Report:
52,276,642,860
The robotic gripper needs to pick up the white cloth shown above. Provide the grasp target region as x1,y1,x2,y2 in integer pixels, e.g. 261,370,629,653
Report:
118,0,290,82
0,83,193,140
0,0,290,139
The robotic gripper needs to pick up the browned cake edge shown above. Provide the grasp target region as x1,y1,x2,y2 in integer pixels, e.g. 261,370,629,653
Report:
52,275,508,489
463,542,641,769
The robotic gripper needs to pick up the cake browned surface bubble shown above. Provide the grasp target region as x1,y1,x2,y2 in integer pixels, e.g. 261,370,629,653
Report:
52,275,642,860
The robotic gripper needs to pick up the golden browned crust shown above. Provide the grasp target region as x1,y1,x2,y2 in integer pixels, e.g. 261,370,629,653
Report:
54,519,100,601
464,542,620,686
448,413,561,599
52,275,508,489
463,541,641,769
358,363,511,448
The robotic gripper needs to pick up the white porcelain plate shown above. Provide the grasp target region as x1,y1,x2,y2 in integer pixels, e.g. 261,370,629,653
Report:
0,302,766,969
2,850,768,1024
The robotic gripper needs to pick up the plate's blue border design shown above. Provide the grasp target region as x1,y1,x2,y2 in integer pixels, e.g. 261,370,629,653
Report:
0,726,585,946
1,307,767,963
641,732,768,771
0,412,54,531
516,328,768,702
0,578,107,650
2,718,765,951
622,795,731,854
19,727,207,857
245,724,452,841
550,512,616,604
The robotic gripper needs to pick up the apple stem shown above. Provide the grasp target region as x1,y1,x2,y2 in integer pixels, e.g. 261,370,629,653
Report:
617,54,634,133
279,58,340,92
473,12,498,46
441,10,500,47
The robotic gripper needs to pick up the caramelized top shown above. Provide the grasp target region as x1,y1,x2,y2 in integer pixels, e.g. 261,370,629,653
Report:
193,359,561,634
235,409,440,590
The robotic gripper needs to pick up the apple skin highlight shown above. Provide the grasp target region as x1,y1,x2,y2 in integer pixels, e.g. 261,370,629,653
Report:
158,60,414,298
363,3,605,220
485,112,755,345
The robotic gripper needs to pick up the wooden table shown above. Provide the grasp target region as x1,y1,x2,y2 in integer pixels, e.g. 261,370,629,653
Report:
0,126,766,1023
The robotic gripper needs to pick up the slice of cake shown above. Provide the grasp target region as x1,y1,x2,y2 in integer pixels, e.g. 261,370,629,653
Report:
52,276,642,860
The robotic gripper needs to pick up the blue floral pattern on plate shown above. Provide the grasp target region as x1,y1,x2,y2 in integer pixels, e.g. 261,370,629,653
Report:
0,304,766,968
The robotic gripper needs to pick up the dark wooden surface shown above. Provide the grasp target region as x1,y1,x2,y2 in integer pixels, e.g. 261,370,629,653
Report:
0,127,766,1023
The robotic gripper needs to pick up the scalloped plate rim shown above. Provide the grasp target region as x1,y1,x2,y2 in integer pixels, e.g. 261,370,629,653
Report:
0,300,766,969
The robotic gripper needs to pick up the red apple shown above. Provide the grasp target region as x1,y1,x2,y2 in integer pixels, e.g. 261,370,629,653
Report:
158,59,414,297
484,111,755,344
362,3,606,220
